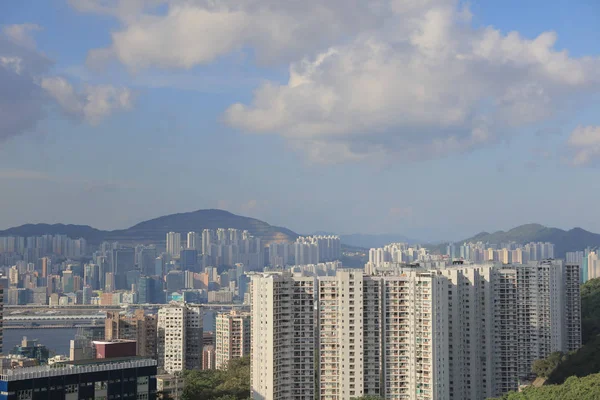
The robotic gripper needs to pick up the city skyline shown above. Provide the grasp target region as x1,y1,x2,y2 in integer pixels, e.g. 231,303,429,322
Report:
1,0,600,241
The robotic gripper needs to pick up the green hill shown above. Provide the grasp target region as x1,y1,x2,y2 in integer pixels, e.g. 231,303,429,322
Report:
435,223,600,258
488,373,600,400
0,209,298,245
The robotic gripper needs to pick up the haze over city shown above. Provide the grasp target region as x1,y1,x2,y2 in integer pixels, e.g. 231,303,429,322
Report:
2,0,600,242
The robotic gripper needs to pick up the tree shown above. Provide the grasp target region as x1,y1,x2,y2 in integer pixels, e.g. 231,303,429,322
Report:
181,357,250,400
532,352,567,378
487,373,600,400
581,278,600,344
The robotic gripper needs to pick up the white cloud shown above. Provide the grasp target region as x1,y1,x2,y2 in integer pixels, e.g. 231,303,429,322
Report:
79,0,391,69
567,126,600,166
0,24,134,142
41,77,133,124
2,24,41,49
223,1,600,163
70,0,600,163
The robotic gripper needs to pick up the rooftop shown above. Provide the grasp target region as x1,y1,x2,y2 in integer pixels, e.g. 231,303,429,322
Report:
0,357,156,381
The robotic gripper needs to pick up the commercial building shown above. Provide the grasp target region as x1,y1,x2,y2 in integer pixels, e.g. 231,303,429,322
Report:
0,357,156,400
166,232,181,259
215,311,251,370
157,304,203,374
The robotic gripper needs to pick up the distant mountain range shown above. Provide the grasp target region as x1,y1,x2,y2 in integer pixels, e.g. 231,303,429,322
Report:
0,209,298,245
2,213,599,258
436,223,600,258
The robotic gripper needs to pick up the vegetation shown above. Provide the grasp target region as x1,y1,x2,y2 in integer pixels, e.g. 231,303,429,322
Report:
531,351,569,378
581,278,600,343
181,357,251,400
488,373,600,399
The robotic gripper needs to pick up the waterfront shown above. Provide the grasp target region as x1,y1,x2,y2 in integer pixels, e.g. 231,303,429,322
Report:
3,328,78,355
2,311,217,357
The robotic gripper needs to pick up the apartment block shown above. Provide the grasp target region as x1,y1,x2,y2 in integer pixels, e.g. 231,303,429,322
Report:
215,310,251,369
250,272,315,400
157,304,203,374
105,309,158,358
318,269,381,399
382,271,450,400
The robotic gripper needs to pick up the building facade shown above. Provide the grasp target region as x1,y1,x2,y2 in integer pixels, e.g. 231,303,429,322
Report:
105,310,158,359
250,272,315,400
0,357,156,400
318,269,381,399
215,311,251,370
250,261,581,400
157,304,203,374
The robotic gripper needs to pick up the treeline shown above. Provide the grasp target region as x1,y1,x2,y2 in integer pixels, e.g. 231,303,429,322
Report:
181,357,250,400
490,373,600,400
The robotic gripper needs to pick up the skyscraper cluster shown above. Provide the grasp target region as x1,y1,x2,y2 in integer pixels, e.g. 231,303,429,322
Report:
250,259,581,400
450,241,555,263
293,235,341,265
0,234,87,265
191,229,264,270
366,242,432,271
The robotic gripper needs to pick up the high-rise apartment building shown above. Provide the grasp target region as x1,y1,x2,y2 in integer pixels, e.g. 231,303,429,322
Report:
250,272,315,400
215,310,251,369
0,283,3,354
294,236,341,265
187,232,200,250
250,261,581,400
381,271,451,400
318,269,381,399
157,303,203,374
105,309,158,358
166,232,182,259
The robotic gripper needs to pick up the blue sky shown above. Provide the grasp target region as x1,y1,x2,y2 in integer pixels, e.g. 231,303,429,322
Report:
1,0,599,241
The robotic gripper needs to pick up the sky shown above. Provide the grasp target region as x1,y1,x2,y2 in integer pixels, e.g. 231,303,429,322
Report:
1,0,600,242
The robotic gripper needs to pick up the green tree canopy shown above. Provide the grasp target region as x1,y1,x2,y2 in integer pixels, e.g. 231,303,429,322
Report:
488,373,600,400
182,357,250,400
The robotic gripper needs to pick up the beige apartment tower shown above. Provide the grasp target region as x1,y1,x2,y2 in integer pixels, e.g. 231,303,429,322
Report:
250,272,315,400
105,309,158,358
215,310,251,369
318,269,382,399
157,303,203,374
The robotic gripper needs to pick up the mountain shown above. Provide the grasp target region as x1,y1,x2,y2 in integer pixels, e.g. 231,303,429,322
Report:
0,209,298,245
312,231,420,248
440,223,600,258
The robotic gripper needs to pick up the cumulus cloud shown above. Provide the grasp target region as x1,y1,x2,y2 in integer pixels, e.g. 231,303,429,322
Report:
0,24,133,143
224,1,600,162
71,0,600,163
567,126,600,166
2,24,42,49
41,77,133,124
77,0,390,69
0,29,51,142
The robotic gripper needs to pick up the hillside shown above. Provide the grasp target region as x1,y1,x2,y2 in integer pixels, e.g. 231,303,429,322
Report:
437,223,600,258
0,209,298,245
488,373,600,400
